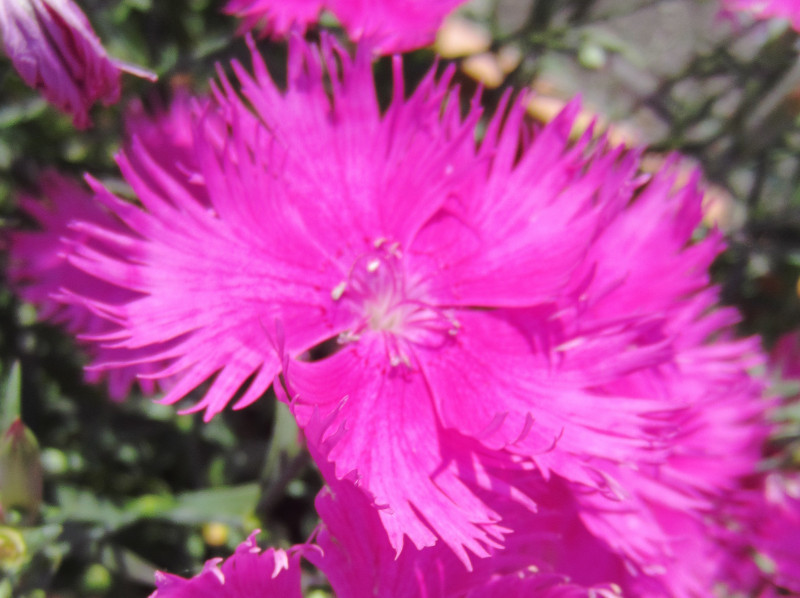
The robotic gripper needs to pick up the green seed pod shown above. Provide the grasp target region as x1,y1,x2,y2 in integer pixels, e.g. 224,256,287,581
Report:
0,420,43,517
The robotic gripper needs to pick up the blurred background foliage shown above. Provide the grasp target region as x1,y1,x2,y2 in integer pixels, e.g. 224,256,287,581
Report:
0,0,799,596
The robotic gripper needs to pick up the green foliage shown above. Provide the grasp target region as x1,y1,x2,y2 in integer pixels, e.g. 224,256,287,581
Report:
0,362,20,431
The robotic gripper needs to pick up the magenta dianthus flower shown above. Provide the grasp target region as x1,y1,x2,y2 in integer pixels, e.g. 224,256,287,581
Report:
310,443,788,598
69,35,766,568
0,0,155,128
721,0,800,30
122,89,221,205
224,0,466,53
308,461,629,598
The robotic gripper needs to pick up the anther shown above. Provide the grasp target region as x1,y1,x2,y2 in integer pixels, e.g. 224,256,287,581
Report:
337,331,361,344
448,318,461,335
331,281,347,300
389,353,411,368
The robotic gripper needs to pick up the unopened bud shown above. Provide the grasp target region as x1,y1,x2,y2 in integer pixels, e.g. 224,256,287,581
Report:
0,420,43,517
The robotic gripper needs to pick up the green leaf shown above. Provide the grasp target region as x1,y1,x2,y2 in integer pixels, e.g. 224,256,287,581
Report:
0,99,47,129
162,484,260,526
272,401,301,459
785,250,800,267
19,524,63,557
50,487,136,530
53,483,260,532
123,0,153,11
98,545,158,586
1,362,21,431
260,401,303,492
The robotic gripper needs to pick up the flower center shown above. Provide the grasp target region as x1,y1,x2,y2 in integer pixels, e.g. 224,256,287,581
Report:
331,241,459,366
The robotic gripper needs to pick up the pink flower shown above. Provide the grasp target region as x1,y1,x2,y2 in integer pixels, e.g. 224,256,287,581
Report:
309,446,779,598
149,431,777,598
567,297,769,587
122,89,221,207
721,0,800,30
770,331,800,383
0,0,155,128
755,473,800,593
150,467,628,598
69,35,766,566
224,0,325,38
309,462,629,598
224,0,466,53
6,93,201,399
149,532,303,598
6,172,159,400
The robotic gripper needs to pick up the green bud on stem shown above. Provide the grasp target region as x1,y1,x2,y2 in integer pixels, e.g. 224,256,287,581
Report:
0,420,43,518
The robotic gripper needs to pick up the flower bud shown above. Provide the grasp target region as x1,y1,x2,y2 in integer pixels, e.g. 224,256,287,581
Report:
0,420,43,517
0,0,156,128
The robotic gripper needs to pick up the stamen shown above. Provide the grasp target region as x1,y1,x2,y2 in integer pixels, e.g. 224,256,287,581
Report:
337,330,361,344
389,353,411,368
331,281,347,301
330,243,457,363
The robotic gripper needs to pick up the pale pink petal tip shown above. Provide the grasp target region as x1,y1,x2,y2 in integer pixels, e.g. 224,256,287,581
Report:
150,532,304,598
0,0,156,128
